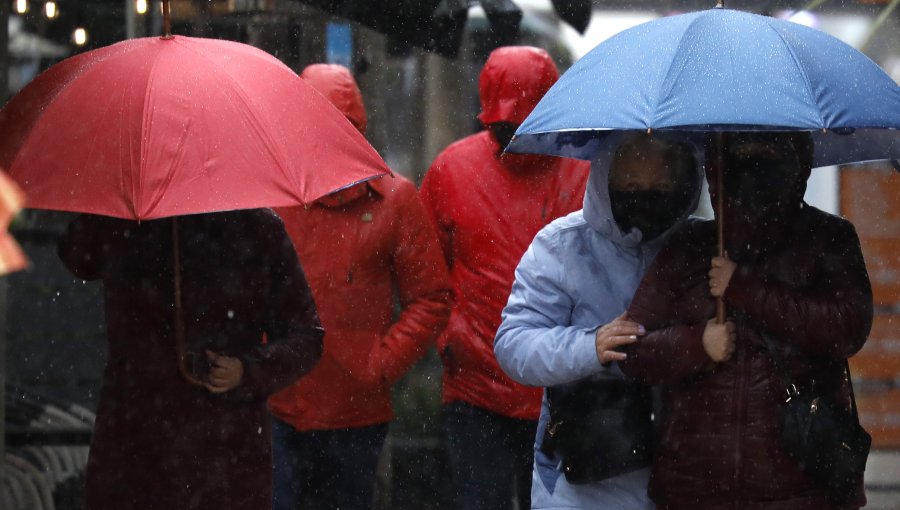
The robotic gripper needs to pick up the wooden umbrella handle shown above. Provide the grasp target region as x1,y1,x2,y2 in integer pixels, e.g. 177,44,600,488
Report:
714,132,726,324
172,217,204,386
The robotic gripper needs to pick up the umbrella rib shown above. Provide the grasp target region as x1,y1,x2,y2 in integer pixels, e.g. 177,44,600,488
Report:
766,21,826,129
136,43,168,219
143,119,193,219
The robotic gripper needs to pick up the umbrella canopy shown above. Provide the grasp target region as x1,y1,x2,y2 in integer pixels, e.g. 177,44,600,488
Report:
508,8,900,168
0,35,391,221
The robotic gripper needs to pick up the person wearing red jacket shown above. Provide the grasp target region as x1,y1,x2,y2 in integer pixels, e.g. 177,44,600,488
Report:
268,64,453,510
419,46,589,510
620,132,873,509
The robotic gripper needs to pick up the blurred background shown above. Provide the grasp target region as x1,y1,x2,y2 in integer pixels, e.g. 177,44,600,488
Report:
1,1,898,509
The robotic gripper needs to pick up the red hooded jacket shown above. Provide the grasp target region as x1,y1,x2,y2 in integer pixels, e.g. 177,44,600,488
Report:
268,64,452,430
419,47,589,420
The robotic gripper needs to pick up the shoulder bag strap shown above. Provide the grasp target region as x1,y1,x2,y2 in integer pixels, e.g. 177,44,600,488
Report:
759,329,799,401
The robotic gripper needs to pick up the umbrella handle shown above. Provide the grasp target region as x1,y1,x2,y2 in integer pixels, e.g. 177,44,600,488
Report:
714,132,726,324
172,217,204,387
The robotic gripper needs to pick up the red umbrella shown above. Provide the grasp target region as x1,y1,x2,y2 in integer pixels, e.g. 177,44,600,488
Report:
0,33,390,220
0,6,391,384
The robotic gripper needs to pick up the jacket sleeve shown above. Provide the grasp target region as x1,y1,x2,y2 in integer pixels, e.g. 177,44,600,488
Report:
494,229,608,387
618,231,715,384
418,159,454,268
232,217,324,401
618,323,712,384
57,214,120,280
367,184,453,386
723,219,873,359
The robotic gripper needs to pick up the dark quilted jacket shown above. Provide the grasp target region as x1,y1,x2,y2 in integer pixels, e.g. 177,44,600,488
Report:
619,185,873,509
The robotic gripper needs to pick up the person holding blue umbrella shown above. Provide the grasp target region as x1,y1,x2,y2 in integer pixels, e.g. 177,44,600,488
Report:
619,131,873,509
494,7,896,509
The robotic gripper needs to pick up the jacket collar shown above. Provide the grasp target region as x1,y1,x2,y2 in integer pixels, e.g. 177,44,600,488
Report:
314,176,387,208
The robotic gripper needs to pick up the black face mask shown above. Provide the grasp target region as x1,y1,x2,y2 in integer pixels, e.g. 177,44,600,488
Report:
489,122,519,152
610,190,690,241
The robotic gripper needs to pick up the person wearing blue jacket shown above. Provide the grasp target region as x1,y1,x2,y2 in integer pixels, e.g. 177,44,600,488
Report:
494,132,703,509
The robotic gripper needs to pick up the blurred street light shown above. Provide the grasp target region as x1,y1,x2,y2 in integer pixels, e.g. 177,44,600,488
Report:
14,0,28,15
73,27,88,46
44,0,58,19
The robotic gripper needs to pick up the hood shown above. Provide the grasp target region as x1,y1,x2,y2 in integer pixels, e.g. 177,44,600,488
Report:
477,46,559,126
583,131,703,249
300,64,367,134
314,175,391,208
707,131,813,261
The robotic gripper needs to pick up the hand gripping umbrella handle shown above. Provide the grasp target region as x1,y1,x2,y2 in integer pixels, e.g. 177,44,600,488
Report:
172,217,204,387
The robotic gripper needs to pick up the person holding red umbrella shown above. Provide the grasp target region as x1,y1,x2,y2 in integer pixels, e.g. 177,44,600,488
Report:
58,209,324,510
419,46,589,510
267,64,452,510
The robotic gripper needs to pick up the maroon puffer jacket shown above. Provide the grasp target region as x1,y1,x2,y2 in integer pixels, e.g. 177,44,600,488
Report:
619,136,873,510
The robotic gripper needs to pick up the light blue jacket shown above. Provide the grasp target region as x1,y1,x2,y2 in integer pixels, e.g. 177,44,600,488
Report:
494,138,702,510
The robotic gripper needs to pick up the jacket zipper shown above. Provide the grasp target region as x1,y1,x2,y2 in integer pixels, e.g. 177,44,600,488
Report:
732,321,748,506
346,208,372,284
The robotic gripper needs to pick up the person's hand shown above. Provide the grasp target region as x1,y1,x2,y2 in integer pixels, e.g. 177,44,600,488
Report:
702,319,736,363
709,255,737,297
203,350,244,394
595,312,645,365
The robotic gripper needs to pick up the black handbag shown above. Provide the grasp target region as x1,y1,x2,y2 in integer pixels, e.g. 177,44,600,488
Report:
540,374,653,484
760,332,871,503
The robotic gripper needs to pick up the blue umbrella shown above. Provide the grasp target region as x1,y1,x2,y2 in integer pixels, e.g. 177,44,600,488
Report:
509,7,900,321
508,7,900,168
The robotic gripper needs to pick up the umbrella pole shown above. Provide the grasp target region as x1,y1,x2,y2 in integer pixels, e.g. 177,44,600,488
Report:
172,217,203,386
714,132,726,324
162,0,172,39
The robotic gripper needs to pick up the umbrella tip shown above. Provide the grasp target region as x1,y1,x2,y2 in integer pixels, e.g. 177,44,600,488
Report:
162,0,172,38
715,0,725,8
